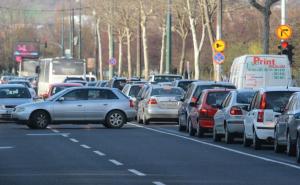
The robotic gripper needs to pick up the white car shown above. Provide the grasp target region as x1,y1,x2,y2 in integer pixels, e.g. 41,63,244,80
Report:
243,87,300,150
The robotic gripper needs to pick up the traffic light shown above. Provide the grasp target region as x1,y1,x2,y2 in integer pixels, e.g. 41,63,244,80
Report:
278,41,295,64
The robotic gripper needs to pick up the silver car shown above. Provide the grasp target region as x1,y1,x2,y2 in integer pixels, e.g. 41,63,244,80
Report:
13,87,136,129
137,86,184,124
0,84,35,120
213,89,255,143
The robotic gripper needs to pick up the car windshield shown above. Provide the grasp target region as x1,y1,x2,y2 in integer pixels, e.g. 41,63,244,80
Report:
51,86,78,95
128,86,143,98
178,81,193,92
237,91,256,104
206,91,230,106
265,91,296,112
194,85,236,98
153,76,182,83
0,87,31,99
151,87,184,97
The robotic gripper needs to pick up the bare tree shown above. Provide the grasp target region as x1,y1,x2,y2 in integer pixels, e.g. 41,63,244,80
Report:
249,0,280,54
117,29,126,76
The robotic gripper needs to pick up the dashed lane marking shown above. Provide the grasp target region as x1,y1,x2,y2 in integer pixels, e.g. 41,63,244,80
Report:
128,123,300,170
0,146,14,150
93,150,106,156
80,144,91,149
26,133,69,136
51,129,60,133
153,182,166,185
109,159,123,166
70,138,79,143
128,169,146,176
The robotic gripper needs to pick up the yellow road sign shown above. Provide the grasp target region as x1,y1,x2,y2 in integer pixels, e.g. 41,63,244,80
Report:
276,25,292,40
213,40,226,52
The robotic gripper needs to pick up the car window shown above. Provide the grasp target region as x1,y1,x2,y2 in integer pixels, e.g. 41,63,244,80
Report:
285,95,295,111
184,85,194,103
222,93,232,108
249,92,258,110
178,81,193,92
129,86,142,98
122,85,130,95
194,84,236,99
206,91,230,106
63,89,87,101
113,80,127,90
153,75,182,82
0,87,31,99
236,91,255,104
254,93,262,109
88,89,118,100
264,91,296,112
151,87,184,97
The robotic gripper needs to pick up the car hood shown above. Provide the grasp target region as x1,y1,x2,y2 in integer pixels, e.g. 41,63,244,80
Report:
0,98,33,106
16,100,50,109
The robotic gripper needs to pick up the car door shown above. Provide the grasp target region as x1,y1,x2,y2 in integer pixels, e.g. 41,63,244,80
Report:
288,96,299,141
244,92,259,138
52,89,88,121
86,89,119,121
215,93,232,134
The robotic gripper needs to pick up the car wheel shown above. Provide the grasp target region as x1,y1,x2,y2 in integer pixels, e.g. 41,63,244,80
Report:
253,130,261,150
213,126,221,142
188,119,195,136
224,125,233,144
196,123,204,138
29,110,50,129
243,131,252,147
106,110,126,129
287,132,296,156
274,130,285,153
296,135,300,163
178,117,186,132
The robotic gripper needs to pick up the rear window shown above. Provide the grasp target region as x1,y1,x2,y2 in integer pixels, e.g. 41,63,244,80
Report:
193,85,236,98
154,76,182,83
206,91,230,105
0,87,31,99
151,88,184,97
113,80,127,90
178,81,193,92
129,86,142,98
265,91,296,112
237,91,255,104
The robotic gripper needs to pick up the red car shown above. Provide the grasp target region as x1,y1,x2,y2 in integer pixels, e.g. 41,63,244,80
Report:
42,83,83,99
188,89,231,137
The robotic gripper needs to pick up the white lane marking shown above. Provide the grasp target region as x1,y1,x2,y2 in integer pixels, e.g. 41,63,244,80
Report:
70,138,79,143
61,134,69,137
93,150,106,156
153,182,166,185
26,133,69,136
128,123,300,170
109,159,123,166
80,144,91,149
0,146,14,149
52,129,60,133
128,169,146,176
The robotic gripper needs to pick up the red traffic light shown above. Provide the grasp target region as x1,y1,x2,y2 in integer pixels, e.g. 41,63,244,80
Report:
281,41,289,49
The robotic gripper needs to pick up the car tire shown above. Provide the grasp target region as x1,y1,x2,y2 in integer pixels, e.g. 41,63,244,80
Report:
178,118,186,132
196,123,204,138
296,134,300,163
213,126,222,142
29,110,50,129
274,131,285,153
105,110,126,129
243,132,252,147
287,132,296,156
188,119,195,136
224,125,233,144
253,130,261,150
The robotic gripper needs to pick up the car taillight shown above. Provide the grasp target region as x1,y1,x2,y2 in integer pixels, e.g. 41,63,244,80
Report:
259,93,267,109
230,106,243,115
129,99,134,108
199,108,208,117
148,98,157,105
257,111,264,122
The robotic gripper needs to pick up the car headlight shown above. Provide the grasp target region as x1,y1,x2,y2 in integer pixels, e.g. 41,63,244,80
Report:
15,107,26,112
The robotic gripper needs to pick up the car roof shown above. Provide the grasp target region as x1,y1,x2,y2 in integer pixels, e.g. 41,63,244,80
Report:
202,89,232,93
0,84,27,88
151,74,182,77
259,86,300,92
192,81,235,86
51,83,83,87
8,80,29,83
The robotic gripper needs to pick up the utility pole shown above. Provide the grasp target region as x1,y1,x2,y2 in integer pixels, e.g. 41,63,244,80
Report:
216,0,222,81
61,10,65,57
281,0,286,25
78,0,82,59
165,0,172,74
136,7,142,78
108,0,115,79
71,8,75,58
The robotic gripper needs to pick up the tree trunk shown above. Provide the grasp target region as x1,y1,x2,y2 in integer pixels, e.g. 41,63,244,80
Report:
108,24,114,79
179,35,187,75
117,35,123,77
141,17,149,80
126,27,132,78
263,10,270,54
160,27,166,74
96,18,103,80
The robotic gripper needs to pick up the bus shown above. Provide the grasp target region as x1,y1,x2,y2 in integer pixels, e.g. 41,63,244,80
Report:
37,58,86,96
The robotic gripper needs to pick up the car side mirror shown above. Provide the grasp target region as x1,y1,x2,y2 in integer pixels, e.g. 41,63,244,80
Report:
57,97,65,102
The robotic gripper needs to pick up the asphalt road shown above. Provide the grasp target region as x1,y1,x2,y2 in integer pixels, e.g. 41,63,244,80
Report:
1,122,300,185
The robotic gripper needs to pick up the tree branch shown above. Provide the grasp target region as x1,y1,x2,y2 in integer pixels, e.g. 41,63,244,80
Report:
249,0,265,14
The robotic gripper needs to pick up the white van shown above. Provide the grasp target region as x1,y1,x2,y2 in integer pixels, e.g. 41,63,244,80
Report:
229,55,292,89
